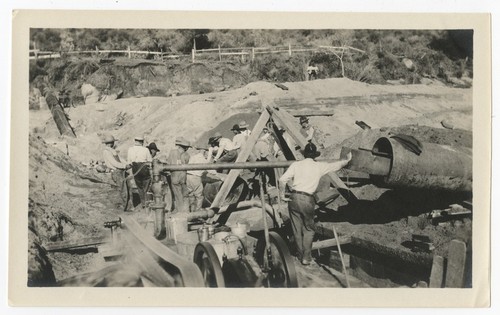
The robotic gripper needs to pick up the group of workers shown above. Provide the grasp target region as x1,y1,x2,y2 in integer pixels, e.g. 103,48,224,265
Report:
101,114,352,267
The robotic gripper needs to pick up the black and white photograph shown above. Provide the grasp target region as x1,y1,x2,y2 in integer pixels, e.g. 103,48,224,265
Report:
7,10,491,308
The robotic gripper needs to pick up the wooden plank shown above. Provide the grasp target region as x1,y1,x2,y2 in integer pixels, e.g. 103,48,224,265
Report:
267,106,303,160
210,109,271,210
288,109,335,117
429,255,445,288
44,237,106,252
269,105,357,202
445,239,467,288
312,236,351,250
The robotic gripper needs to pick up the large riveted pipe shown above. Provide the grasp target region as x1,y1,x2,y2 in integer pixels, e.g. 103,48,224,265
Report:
370,137,472,191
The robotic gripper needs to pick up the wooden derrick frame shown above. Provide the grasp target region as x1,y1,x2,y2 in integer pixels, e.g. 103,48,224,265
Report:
209,104,357,213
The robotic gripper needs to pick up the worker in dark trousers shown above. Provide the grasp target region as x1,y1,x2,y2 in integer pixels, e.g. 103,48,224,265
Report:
168,137,191,213
279,143,351,265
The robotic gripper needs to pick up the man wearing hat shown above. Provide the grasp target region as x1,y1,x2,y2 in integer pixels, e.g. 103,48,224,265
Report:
167,137,191,213
186,145,212,211
126,136,153,209
232,120,252,149
147,142,161,159
127,136,153,164
279,142,352,266
299,116,315,142
101,134,131,199
210,132,238,166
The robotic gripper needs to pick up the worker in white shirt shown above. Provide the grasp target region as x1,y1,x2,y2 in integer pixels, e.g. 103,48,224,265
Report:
186,145,212,211
238,120,251,138
102,134,131,182
210,132,238,164
101,134,132,205
299,116,315,142
253,127,277,187
127,136,153,163
127,136,153,209
307,63,319,80
231,124,244,150
279,142,351,266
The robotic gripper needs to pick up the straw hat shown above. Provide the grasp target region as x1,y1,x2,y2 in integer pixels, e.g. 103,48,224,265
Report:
134,135,145,141
102,134,117,144
175,137,191,147
238,120,249,129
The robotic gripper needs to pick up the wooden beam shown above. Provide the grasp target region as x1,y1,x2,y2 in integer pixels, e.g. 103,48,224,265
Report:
44,237,106,252
445,239,467,288
429,255,445,288
288,109,335,117
210,109,271,210
312,236,351,250
268,105,357,202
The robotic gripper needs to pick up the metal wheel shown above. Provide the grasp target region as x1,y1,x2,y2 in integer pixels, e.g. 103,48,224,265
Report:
255,231,298,287
193,242,225,287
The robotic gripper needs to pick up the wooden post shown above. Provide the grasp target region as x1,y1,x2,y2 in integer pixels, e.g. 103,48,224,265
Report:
445,239,467,288
288,42,292,56
267,105,358,203
191,49,195,63
252,47,255,61
429,255,445,288
210,110,271,209
127,45,131,59
218,45,222,62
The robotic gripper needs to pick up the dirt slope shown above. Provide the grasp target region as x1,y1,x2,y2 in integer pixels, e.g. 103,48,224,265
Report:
29,135,122,282
30,77,471,166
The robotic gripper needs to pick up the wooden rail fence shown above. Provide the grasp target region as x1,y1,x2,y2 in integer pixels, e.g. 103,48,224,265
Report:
30,44,364,63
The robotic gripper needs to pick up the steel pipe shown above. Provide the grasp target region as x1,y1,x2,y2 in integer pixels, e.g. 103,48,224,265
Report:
153,159,342,172
369,137,472,191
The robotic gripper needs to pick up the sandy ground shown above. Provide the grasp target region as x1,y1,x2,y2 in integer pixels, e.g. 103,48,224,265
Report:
28,77,473,287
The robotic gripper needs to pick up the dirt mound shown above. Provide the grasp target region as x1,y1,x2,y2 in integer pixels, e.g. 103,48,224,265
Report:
28,134,124,282
29,77,472,170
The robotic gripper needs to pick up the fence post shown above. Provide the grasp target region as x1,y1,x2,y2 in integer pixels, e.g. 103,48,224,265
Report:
192,49,195,63
289,42,292,56
218,45,222,62
252,47,255,61
128,45,131,59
